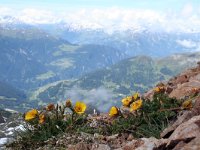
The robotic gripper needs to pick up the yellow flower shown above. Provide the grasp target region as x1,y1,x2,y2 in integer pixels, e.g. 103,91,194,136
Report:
182,99,192,109
154,86,165,93
25,109,38,121
66,99,72,108
109,106,119,117
133,92,140,100
46,103,55,111
121,96,132,107
154,87,160,92
130,99,142,111
74,101,87,114
39,114,45,124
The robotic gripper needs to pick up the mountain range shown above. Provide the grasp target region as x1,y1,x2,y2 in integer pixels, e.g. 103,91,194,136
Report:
2,16,200,57
0,81,26,111
0,25,125,90
39,24,200,57
29,52,199,112
0,18,200,112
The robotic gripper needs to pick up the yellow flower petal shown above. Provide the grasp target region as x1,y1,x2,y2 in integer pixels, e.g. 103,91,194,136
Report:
39,114,45,124
130,99,143,112
154,86,165,93
182,99,192,109
133,92,140,100
121,96,132,107
109,106,119,117
25,109,38,121
74,101,87,114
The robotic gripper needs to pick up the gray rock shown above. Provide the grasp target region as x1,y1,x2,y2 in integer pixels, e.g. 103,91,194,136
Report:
0,114,5,123
7,122,18,128
0,131,5,138
167,115,200,145
92,144,111,150
161,111,194,138
179,137,200,150
192,96,200,115
169,80,200,99
116,137,167,150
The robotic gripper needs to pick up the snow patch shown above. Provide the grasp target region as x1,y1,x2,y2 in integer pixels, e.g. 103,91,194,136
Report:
0,138,8,145
4,108,18,113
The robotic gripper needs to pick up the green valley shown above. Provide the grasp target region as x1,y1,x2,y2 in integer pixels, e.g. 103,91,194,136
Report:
28,52,199,112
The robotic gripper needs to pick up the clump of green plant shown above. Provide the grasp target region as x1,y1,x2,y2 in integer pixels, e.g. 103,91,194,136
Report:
79,86,193,138
107,93,180,138
9,86,194,149
17,100,87,143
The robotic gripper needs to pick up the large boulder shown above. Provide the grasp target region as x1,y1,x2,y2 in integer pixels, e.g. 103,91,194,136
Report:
116,137,167,150
169,80,200,99
168,115,200,142
161,111,194,138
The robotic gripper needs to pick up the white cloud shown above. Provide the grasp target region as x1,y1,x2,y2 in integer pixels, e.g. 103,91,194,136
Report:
19,8,59,24
176,39,197,48
60,8,200,33
181,3,193,17
60,8,166,32
1,7,200,33
63,86,115,112
0,6,13,15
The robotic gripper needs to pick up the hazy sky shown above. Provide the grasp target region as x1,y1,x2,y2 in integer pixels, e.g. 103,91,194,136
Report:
0,0,200,32
0,0,199,12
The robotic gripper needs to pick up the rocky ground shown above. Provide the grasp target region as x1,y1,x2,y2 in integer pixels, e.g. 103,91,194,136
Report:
0,109,24,150
46,62,200,150
2,62,200,150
